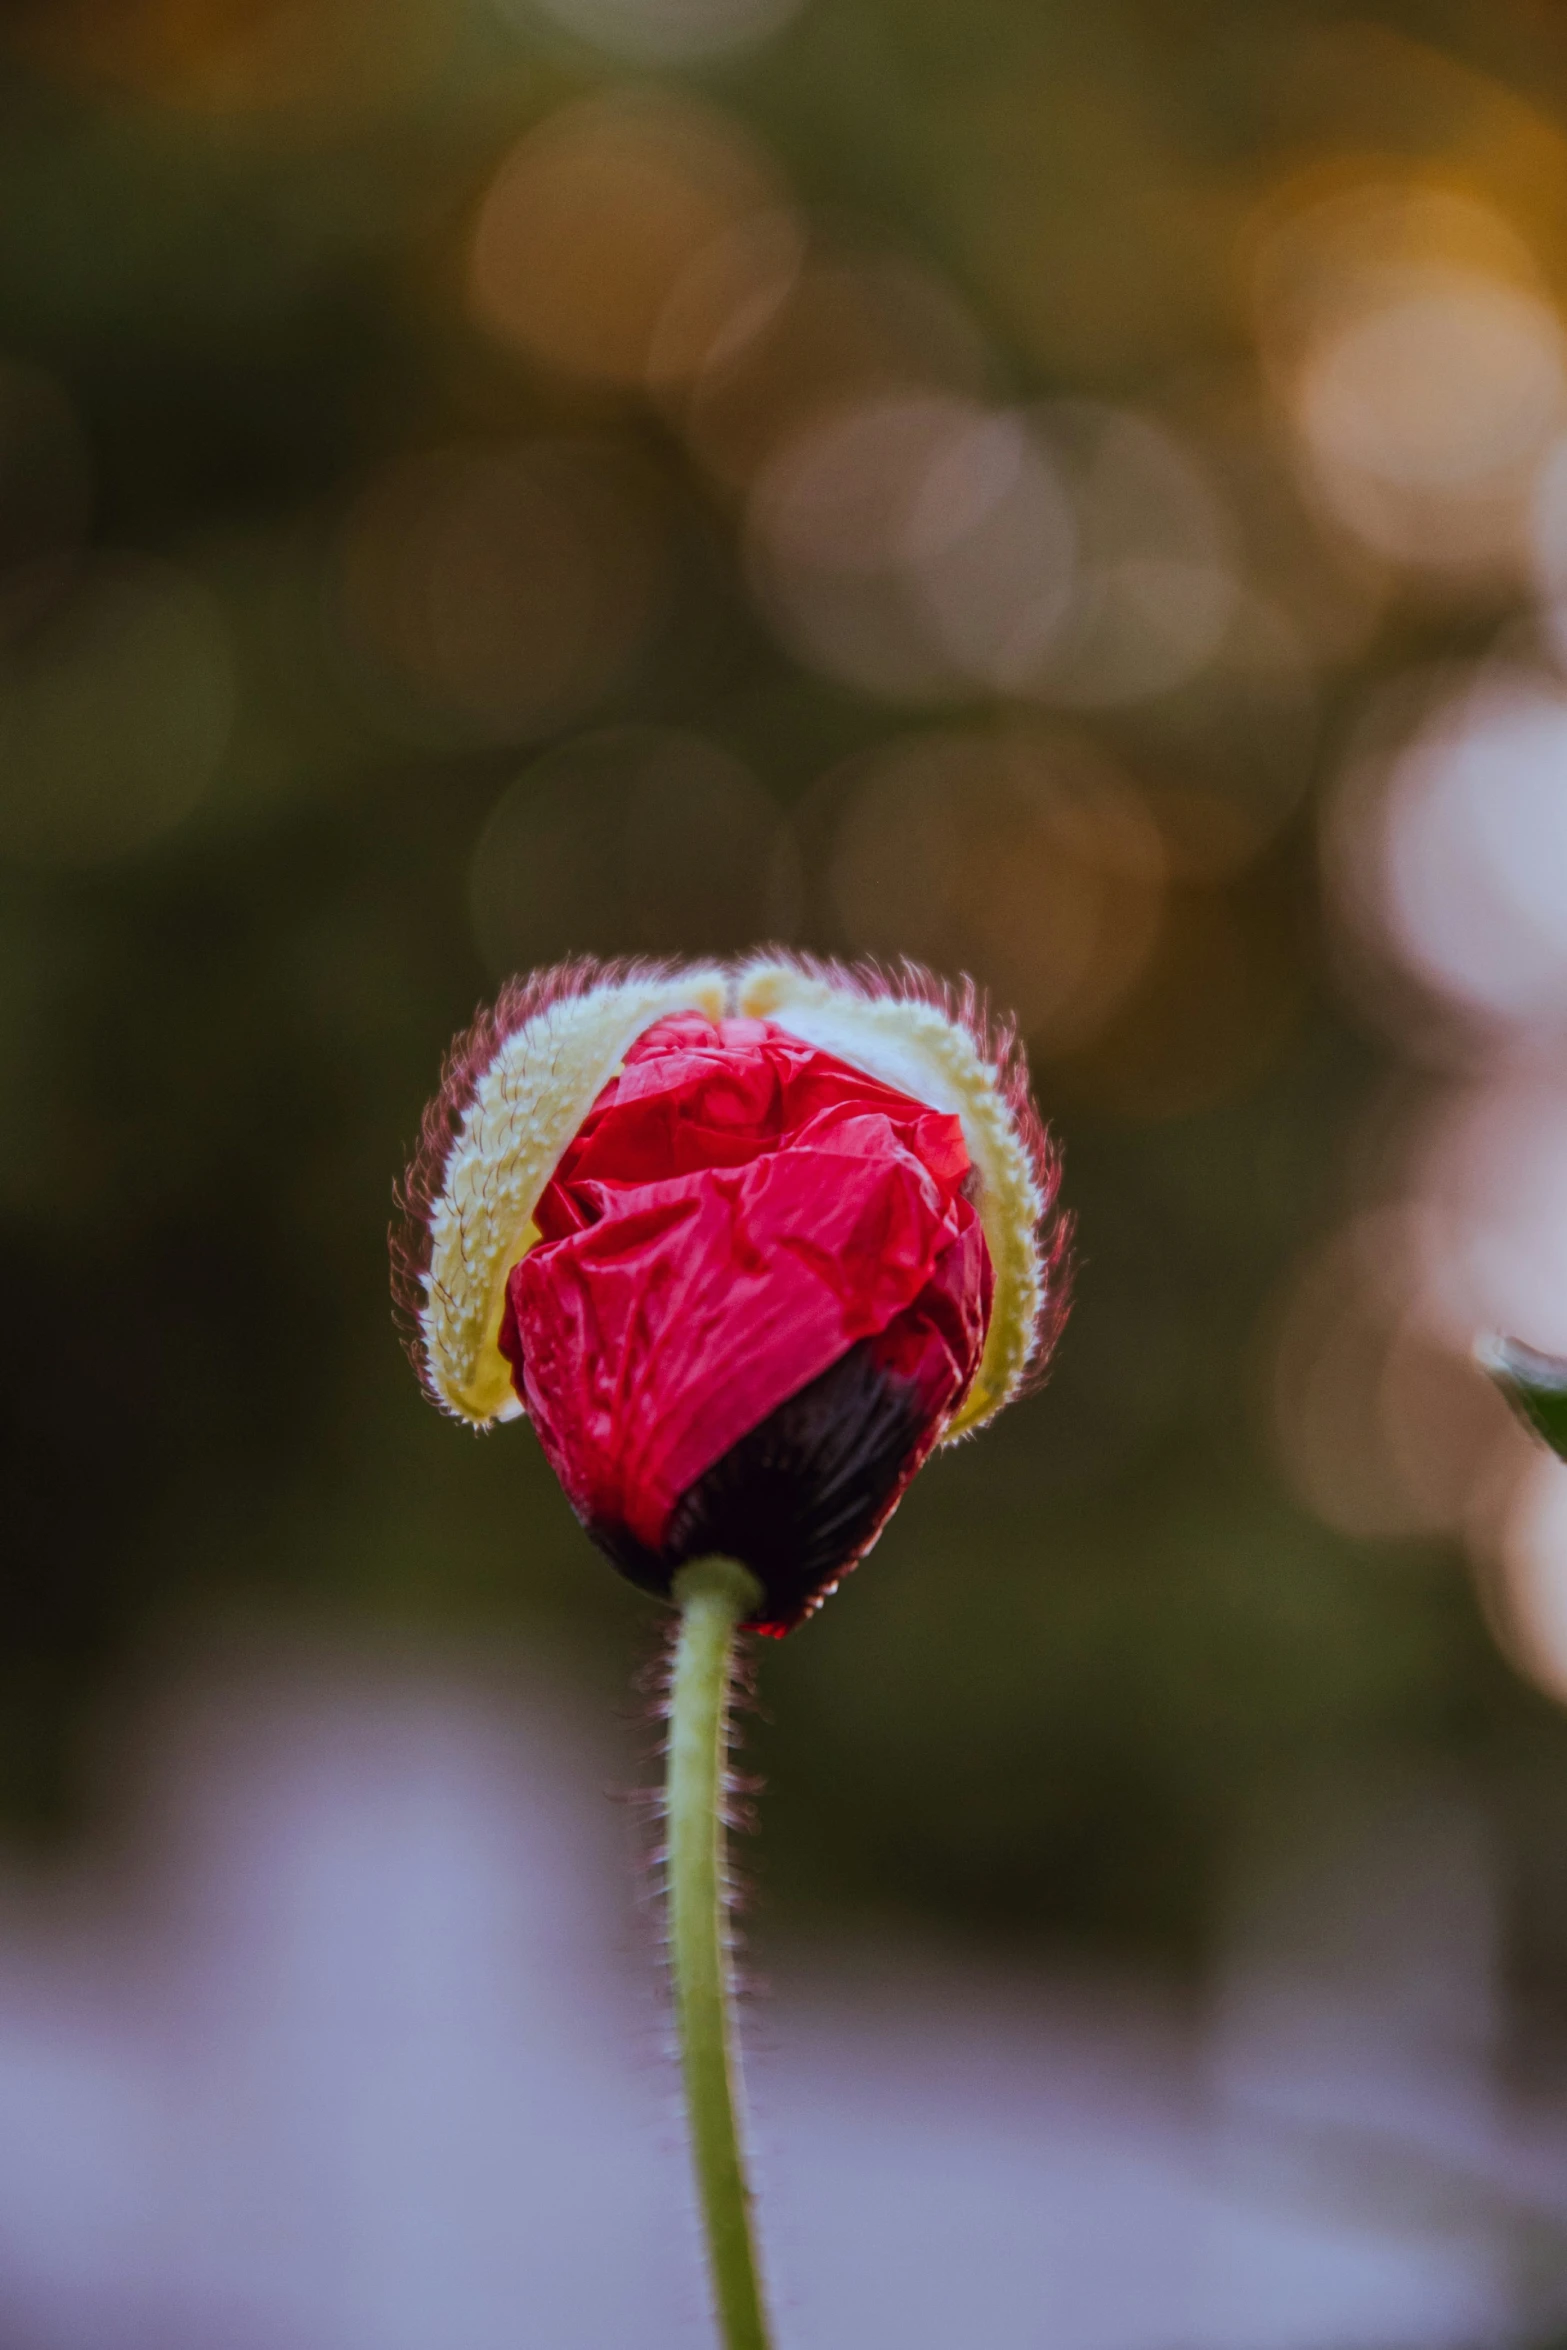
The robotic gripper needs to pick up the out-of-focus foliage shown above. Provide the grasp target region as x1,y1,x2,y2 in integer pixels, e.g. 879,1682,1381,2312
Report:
4,0,1567,1997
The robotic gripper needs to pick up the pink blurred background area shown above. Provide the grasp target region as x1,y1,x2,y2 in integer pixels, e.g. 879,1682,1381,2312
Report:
0,1638,1563,2350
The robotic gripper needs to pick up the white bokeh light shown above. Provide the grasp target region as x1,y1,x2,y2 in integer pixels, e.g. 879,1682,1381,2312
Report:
903,407,1078,690
746,391,1242,711
746,394,1076,703
1362,670,1567,1029
1296,273,1567,568
1026,402,1238,707
1253,181,1567,574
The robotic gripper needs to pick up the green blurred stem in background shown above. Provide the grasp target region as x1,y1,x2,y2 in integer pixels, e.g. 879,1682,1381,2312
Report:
1480,1335,1567,1461
668,1557,774,2350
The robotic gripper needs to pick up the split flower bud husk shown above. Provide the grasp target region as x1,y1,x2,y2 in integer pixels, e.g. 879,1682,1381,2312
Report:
392,954,1071,1630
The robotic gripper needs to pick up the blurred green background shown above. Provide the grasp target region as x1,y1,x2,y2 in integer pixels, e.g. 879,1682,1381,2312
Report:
3,0,1565,2019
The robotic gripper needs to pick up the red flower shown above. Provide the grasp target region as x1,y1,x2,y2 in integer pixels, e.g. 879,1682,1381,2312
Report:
394,957,1069,1632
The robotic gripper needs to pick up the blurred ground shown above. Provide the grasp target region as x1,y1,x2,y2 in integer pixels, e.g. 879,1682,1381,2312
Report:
0,1639,1561,2350
8,0,1567,2330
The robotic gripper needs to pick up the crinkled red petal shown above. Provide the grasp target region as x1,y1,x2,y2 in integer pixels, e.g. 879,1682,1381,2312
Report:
737,952,1073,1384
499,1014,991,1570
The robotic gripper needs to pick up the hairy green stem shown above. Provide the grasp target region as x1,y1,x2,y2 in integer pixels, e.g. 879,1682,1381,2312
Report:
668,1557,774,2350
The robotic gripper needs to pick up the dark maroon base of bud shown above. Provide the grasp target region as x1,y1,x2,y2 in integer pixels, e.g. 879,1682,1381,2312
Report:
588,1340,928,1636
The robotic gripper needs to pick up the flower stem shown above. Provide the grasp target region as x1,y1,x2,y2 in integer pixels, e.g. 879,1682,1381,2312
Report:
668,1557,774,2350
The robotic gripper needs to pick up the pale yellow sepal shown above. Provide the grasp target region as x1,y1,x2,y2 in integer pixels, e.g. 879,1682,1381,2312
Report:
736,960,1043,1437
423,970,727,1424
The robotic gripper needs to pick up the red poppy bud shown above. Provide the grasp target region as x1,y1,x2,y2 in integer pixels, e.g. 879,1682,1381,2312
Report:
393,956,1070,1632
